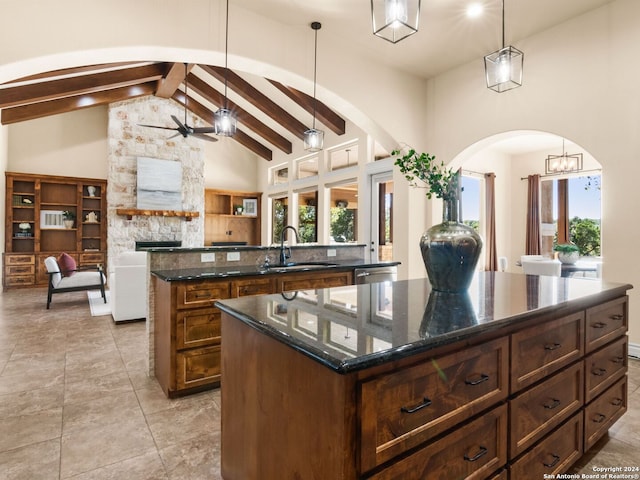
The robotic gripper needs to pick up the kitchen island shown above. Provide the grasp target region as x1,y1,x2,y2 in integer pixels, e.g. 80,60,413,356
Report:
216,272,632,480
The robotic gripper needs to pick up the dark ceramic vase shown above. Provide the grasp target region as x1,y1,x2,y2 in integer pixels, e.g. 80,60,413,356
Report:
419,290,478,337
420,191,483,292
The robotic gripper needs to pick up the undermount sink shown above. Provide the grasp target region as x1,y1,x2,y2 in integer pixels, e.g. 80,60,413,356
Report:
268,261,338,271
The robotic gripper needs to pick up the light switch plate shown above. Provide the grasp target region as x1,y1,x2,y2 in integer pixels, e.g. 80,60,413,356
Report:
201,252,215,262
227,251,240,261
327,249,337,257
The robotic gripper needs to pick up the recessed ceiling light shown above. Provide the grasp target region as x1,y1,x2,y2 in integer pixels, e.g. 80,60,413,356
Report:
466,2,483,18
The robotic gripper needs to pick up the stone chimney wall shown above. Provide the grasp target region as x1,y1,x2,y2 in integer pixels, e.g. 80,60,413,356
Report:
107,96,206,272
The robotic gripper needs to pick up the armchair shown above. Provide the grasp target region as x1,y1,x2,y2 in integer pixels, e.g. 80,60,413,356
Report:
109,251,147,322
44,256,106,309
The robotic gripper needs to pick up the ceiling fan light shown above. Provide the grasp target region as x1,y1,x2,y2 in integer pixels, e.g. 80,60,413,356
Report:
214,108,237,136
304,128,324,152
371,0,420,44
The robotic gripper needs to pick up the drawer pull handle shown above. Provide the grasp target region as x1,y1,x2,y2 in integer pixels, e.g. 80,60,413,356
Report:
543,398,561,410
592,367,607,376
543,454,561,468
611,398,623,406
544,343,561,351
611,356,624,364
465,373,489,386
593,413,607,423
194,293,211,299
401,397,432,414
464,446,487,462
592,321,607,329
610,314,624,321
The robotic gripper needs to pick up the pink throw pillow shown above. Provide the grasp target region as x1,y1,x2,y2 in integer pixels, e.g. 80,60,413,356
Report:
58,253,76,277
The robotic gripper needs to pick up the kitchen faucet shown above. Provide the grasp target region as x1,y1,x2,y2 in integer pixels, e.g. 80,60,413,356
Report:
279,225,299,265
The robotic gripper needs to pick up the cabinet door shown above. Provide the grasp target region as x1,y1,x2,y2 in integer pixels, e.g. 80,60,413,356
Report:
359,337,509,471
510,312,584,392
176,307,221,350
584,375,627,450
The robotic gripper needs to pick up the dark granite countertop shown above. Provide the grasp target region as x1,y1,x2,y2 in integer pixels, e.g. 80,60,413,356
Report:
151,260,399,281
215,272,632,374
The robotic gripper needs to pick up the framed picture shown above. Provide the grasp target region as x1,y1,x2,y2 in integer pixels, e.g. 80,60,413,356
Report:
242,198,258,216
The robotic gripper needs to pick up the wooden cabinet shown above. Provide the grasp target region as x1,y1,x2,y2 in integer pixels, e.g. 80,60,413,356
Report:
4,172,107,288
204,188,261,246
153,269,351,397
220,293,630,480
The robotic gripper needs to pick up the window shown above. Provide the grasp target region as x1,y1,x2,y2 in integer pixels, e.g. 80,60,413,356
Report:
329,181,358,243
270,165,288,185
297,190,318,243
271,195,288,244
328,144,358,172
461,175,482,234
296,156,319,179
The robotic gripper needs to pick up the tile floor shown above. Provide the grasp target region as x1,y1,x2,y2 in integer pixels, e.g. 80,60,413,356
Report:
0,288,638,479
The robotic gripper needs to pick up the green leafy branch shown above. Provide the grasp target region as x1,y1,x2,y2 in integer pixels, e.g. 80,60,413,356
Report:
393,148,457,200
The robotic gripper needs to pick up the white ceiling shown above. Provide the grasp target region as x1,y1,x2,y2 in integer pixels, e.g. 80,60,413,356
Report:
234,0,615,79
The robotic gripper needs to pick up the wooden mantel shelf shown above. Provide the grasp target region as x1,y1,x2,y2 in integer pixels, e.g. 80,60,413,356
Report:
116,208,200,221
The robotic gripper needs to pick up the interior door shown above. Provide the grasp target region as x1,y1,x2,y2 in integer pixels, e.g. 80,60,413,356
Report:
369,172,394,263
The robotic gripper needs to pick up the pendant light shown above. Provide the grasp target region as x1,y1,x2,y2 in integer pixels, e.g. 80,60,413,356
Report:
545,138,583,174
371,0,421,44
484,0,523,93
214,0,237,136
304,21,324,152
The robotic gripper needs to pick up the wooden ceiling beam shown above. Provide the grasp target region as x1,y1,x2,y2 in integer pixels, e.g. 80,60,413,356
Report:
1,83,156,124
0,63,170,108
187,73,291,154
172,92,273,161
200,65,308,140
156,63,194,99
2,62,147,85
268,79,346,136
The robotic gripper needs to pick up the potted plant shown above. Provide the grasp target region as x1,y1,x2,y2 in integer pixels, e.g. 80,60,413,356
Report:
554,243,580,264
62,210,75,229
393,148,482,293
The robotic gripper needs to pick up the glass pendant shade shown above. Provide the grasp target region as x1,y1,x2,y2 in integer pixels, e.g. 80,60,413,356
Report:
484,46,523,92
371,0,420,44
303,128,324,152
214,108,237,137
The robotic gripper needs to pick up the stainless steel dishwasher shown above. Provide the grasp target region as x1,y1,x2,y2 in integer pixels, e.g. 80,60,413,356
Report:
354,265,397,284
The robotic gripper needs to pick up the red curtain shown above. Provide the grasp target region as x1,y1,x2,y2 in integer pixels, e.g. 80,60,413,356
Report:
526,175,542,255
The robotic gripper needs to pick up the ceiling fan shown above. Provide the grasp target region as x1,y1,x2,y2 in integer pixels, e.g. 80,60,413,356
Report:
138,63,218,142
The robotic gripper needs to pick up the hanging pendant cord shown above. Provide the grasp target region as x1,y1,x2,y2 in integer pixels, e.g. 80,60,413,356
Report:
184,63,188,125
224,0,230,110
311,22,321,129
501,0,505,49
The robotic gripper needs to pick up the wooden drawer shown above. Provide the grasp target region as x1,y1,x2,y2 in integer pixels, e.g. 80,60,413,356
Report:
488,469,507,480
232,277,274,297
509,413,583,478
176,281,232,309
5,254,35,265
511,312,584,392
5,264,35,276
585,297,628,353
175,345,221,391
176,307,221,350
4,275,35,286
509,362,583,457
359,337,509,471
585,336,627,402
584,375,627,450
368,404,507,480
277,270,353,292
79,252,105,264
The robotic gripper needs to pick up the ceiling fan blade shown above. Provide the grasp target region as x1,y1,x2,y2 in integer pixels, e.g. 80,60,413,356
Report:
138,124,179,131
191,126,217,134
167,132,183,139
171,115,186,130
192,133,219,142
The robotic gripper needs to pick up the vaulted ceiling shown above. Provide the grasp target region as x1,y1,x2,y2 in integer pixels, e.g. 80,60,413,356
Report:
0,61,347,162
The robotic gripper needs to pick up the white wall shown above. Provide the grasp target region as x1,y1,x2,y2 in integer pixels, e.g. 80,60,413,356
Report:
425,0,640,345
